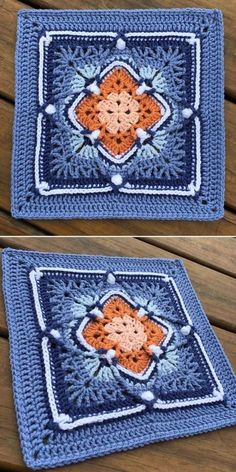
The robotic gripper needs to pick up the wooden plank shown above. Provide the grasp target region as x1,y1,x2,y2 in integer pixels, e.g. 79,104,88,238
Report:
140,237,236,278
0,326,235,472
0,98,236,235
225,100,236,210
0,0,235,100
0,237,235,334
0,212,45,236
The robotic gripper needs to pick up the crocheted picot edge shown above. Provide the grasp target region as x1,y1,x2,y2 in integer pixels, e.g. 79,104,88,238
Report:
3,249,236,470
12,9,225,220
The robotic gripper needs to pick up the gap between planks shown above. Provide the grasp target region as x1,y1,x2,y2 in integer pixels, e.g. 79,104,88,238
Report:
0,237,235,333
138,237,236,279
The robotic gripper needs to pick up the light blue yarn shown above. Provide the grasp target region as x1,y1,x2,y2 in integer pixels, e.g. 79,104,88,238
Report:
11,9,225,220
2,249,236,470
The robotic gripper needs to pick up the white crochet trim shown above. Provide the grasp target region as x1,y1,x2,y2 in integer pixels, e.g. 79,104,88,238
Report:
36,32,200,195
68,60,170,164
30,266,223,429
76,289,172,381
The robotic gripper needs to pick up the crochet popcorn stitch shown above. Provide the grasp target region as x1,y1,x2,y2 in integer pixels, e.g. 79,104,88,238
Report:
3,250,236,469
12,9,225,219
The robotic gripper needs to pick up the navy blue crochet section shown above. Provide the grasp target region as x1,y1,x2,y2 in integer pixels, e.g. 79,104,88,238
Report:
12,9,225,220
3,249,236,470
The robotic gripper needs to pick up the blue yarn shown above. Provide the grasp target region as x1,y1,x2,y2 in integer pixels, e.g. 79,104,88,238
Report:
2,249,236,469
11,8,224,219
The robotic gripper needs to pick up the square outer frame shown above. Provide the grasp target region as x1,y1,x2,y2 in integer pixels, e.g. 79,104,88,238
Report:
3,249,236,469
12,9,225,220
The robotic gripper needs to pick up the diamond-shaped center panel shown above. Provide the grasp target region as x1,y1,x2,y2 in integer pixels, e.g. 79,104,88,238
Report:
81,295,166,374
74,66,164,159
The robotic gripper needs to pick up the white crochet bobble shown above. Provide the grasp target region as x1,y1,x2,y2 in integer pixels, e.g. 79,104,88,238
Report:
106,349,116,364
136,128,149,142
107,273,116,284
88,129,100,144
141,390,155,402
181,324,192,336
45,104,56,114
116,37,126,50
111,174,123,186
182,108,193,119
50,329,61,339
149,345,163,357
87,81,100,95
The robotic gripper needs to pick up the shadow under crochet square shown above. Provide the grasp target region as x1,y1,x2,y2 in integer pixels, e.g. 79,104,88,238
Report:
2,250,236,469
12,9,224,219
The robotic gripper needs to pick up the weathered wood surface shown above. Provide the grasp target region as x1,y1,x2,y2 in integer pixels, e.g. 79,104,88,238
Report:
0,237,235,333
0,328,235,472
1,0,235,100
0,237,235,471
0,0,235,235
0,97,236,235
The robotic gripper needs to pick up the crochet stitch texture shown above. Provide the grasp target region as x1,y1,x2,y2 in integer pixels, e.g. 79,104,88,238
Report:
12,8,225,219
3,249,236,469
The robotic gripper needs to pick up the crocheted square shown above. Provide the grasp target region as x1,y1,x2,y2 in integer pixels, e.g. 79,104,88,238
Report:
12,9,224,219
3,249,236,469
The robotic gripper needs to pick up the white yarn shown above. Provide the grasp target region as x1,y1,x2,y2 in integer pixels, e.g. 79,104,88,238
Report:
136,128,149,142
37,181,50,191
182,108,193,118
111,174,123,186
136,82,149,95
116,38,126,50
141,390,155,401
50,329,61,339
87,129,100,143
138,307,147,317
107,273,116,284
181,324,191,336
149,345,163,357
87,81,100,95
89,307,103,318
45,104,56,114
105,349,116,364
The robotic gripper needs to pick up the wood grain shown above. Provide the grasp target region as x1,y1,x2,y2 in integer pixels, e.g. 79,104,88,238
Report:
0,97,236,235
0,237,235,333
0,326,235,472
140,237,236,277
0,0,235,100
0,212,45,236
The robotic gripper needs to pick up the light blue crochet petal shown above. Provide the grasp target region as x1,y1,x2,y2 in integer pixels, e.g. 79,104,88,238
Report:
70,75,85,93
79,145,99,160
71,303,87,318
152,72,167,92
70,132,84,152
139,65,156,79
152,130,168,151
79,64,101,79
137,144,156,159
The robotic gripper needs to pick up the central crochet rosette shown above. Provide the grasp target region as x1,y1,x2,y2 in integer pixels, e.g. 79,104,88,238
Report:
73,65,163,159
81,295,166,374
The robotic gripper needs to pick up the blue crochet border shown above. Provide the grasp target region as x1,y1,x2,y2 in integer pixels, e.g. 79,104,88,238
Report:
2,249,236,469
12,8,225,220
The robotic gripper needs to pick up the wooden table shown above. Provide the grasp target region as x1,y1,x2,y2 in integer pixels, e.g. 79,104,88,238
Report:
0,0,236,235
0,236,235,471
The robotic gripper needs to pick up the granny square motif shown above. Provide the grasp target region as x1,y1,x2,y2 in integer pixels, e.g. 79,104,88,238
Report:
3,249,236,469
12,9,224,219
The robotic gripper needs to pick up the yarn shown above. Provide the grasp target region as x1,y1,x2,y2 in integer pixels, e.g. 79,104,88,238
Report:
3,249,236,470
12,8,224,219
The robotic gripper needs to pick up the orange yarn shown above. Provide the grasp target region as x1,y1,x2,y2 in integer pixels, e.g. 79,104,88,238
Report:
75,67,162,156
83,296,166,373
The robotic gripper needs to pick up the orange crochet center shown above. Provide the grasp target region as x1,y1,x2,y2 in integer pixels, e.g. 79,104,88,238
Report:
82,296,166,373
75,67,162,156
